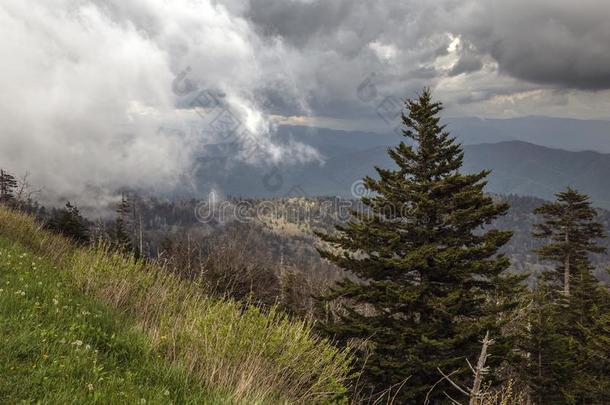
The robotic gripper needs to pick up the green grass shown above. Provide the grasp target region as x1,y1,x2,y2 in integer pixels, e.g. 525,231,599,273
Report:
0,237,226,404
0,206,353,404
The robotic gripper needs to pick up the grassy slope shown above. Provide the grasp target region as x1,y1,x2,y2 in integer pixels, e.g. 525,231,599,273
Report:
0,237,220,404
0,207,352,404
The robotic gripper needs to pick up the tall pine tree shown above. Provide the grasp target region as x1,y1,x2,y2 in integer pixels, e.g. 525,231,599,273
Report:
112,193,134,254
532,187,605,296
316,89,524,403
526,188,609,403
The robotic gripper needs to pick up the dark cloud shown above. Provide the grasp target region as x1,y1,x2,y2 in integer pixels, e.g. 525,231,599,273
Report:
242,0,454,118
2,0,610,206
247,0,354,47
245,0,610,98
456,0,610,90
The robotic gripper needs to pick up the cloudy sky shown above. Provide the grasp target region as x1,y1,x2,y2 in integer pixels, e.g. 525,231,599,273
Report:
1,0,610,203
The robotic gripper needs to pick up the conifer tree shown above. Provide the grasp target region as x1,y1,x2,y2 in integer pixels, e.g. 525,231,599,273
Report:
532,187,605,296
0,169,18,205
46,202,90,245
526,188,608,403
112,194,134,254
519,285,573,404
316,89,525,403
581,283,610,402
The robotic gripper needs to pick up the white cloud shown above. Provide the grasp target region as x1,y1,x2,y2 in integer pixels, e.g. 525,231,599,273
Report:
369,41,398,62
2,0,610,208
0,0,314,207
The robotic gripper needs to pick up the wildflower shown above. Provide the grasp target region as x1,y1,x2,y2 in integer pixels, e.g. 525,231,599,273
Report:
72,340,83,347
52,299,59,305
87,383,94,391
164,390,170,396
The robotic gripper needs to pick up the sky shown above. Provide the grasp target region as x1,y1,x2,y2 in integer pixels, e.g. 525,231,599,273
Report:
1,0,610,204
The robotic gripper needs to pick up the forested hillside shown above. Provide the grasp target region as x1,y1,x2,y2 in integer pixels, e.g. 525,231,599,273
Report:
57,193,609,282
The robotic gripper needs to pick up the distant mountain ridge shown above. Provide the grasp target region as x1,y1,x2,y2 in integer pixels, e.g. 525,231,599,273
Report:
445,116,610,153
187,118,610,208
278,115,610,153
462,141,610,206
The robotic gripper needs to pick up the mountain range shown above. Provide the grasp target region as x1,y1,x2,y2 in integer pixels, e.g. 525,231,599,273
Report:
188,116,610,208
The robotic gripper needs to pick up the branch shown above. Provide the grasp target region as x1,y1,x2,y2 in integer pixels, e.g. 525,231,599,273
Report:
468,331,495,405
437,367,470,396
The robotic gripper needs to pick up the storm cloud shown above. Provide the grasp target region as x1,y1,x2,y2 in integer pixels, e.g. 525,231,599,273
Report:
456,0,610,90
1,0,609,206
242,0,610,119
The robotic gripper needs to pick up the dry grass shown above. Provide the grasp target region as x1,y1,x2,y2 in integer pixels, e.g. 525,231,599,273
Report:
476,380,529,405
0,206,353,403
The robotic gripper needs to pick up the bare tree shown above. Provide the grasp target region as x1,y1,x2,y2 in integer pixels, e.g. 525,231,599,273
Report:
14,171,43,208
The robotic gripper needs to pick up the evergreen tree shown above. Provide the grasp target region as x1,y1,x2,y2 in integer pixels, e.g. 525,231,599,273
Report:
526,188,608,403
581,282,610,402
0,169,18,206
112,194,134,254
46,202,90,245
519,285,573,404
568,271,610,404
316,89,525,403
532,187,605,296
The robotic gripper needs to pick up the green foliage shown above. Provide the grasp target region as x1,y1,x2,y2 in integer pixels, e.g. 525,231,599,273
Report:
581,285,610,399
519,287,573,403
525,188,610,403
316,89,525,403
0,238,221,404
533,187,606,296
46,202,90,245
111,194,134,254
0,205,353,403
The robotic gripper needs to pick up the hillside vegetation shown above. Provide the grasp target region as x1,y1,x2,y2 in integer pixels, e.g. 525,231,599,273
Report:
0,237,216,403
0,206,352,404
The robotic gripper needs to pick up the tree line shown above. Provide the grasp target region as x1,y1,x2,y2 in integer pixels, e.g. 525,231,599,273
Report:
0,173,138,255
